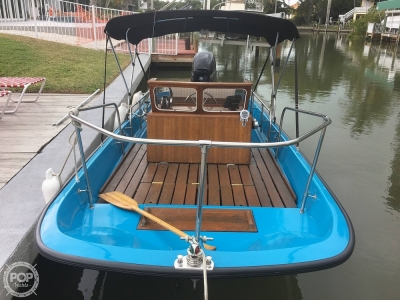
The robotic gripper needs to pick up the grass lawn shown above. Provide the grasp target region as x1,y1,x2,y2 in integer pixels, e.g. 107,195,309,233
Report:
0,33,132,94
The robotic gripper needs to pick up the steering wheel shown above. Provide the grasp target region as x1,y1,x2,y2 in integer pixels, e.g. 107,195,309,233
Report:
184,92,216,104
203,91,216,104
184,92,196,104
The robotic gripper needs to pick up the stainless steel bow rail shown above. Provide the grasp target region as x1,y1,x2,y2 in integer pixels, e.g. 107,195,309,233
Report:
69,104,330,214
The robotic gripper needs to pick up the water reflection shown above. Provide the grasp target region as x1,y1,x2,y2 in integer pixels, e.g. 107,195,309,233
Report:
388,117,400,212
24,254,302,300
338,40,397,138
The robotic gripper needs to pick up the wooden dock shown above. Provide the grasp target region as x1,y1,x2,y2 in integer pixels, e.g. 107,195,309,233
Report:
151,39,196,66
381,32,400,44
0,93,91,189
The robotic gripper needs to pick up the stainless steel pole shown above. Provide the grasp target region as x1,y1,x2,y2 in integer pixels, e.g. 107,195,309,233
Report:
75,126,94,209
300,126,328,214
195,143,210,242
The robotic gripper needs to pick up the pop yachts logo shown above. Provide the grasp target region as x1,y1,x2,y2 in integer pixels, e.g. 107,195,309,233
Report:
3,262,39,297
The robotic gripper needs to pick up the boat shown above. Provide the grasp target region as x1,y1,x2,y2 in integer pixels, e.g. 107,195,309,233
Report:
36,10,355,280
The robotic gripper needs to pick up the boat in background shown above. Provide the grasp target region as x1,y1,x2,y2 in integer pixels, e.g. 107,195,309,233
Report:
36,10,354,280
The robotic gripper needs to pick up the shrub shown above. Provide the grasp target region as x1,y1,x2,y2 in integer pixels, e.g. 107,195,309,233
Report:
349,7,385,39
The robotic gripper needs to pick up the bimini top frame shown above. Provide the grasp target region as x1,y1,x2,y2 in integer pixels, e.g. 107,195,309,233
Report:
104,10,300,46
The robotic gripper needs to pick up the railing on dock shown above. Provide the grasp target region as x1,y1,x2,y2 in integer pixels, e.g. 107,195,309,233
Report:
0,0,178,54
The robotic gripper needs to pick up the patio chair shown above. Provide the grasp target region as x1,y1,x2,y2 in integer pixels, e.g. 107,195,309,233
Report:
0,77,46,114
0,90,12,120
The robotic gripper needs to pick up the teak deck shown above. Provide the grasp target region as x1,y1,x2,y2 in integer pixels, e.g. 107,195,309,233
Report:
100,144,297,208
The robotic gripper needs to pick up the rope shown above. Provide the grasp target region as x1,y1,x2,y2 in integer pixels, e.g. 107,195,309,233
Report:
70,108,81,128
57,109,81,183
56,130,80,183
202,251,208,300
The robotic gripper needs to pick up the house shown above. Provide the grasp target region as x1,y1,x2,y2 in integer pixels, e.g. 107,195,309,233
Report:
339,1,385,23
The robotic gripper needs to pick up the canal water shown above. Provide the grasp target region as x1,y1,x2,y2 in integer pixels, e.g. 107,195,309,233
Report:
17,33,400,299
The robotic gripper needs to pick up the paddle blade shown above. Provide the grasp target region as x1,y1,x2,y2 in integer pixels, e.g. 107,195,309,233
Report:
112,191,140,207
99,193,132,210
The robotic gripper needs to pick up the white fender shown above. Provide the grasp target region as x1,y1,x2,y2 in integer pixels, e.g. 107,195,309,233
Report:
131,91,143,106
42,168,61,204
113,102,129,131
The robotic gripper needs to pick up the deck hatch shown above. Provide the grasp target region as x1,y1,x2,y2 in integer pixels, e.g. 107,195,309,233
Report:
137,208,257,232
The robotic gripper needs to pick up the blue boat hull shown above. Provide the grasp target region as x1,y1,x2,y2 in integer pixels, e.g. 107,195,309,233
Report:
36,102,355,278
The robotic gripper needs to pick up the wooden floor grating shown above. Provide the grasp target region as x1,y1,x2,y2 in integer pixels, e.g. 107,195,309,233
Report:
100,144,297,208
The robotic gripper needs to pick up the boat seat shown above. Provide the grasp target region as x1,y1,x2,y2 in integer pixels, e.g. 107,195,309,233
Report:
223,94,243,111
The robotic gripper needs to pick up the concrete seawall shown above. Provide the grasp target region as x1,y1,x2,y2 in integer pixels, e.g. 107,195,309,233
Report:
0,54,151,299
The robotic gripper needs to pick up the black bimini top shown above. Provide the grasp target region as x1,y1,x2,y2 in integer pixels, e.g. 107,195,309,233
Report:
105,10,300,46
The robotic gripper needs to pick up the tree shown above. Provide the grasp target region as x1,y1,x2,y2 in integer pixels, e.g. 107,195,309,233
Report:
292,0,316,25
262,0,289,14
292,0,364,25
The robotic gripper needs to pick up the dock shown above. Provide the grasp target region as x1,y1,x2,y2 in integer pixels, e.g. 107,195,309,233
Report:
381,32,400,44
0,94,92,189
0,54,151,300
151,38,196,66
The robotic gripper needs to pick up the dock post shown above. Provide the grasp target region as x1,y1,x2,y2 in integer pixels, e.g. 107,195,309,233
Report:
193,32,199,53
275,43,282,67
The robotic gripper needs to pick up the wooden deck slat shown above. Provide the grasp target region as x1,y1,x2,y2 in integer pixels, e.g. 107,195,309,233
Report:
172,184,187,204
252,149,284,208
220,186,234,206
124,157,148,198
185,164,199,205
228,165,242,184
239,165,253,185
249,157,272,207
101,146,296,208
145,163,168,204
228,165,247,206
134,182,151,204
207,185,219,205
141,163,158,183
218,164,230,185
158,164,179,204
145,183,163,204
158,183,175,205
207,165,220,205
101,143,142,193
259,148,297,208
116,145,147,193
171,164,189,204
232,185,247,206
208,165,219,185
153,163,169,183
218,165,234,206
164,164,179,184
238,165,260,206
244,185,261,206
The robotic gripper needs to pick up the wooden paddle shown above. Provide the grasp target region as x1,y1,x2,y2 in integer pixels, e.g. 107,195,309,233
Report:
99,191,217,251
